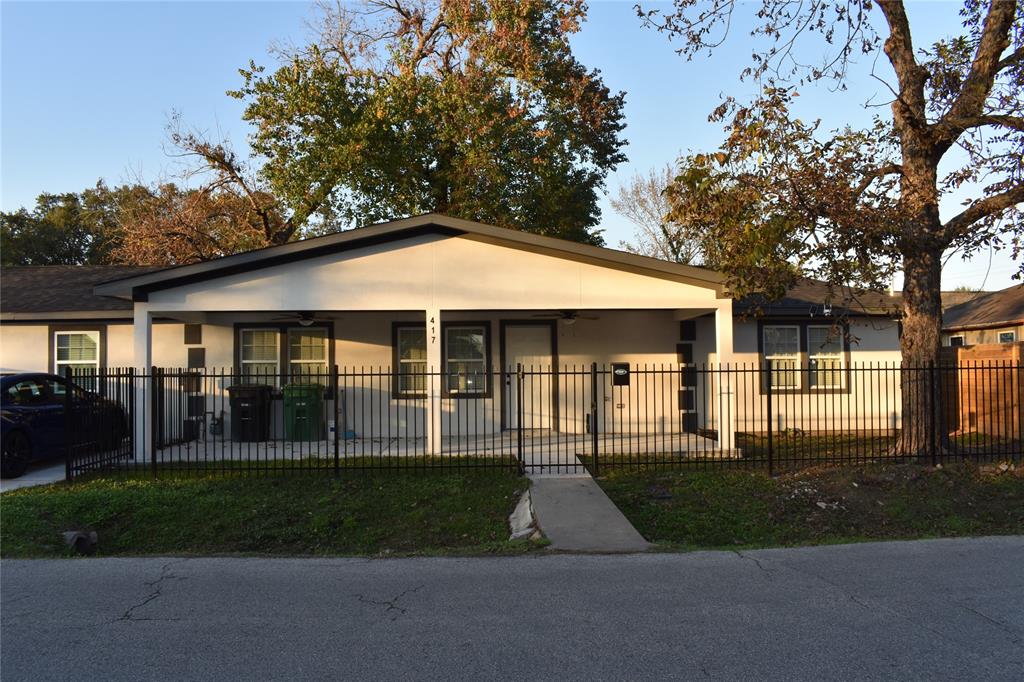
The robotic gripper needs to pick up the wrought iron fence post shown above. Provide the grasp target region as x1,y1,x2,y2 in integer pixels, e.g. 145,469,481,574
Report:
64,366,74,482
765,362,774,477
929,360,938,467
591,362,599,476
150,366,159,478
332,364,340,477
516,363,525,474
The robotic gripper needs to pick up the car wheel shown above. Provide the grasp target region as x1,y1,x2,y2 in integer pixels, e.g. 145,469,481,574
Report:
2,431,31,479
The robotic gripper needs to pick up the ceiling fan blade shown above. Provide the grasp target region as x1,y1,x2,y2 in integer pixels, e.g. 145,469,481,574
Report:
531,313,561,318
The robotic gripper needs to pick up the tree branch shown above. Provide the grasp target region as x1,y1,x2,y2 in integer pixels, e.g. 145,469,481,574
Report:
944,114,1024,133
943,184,1024,241
998,46,1024,71
877,0,929,131
854,163,903,196
934,0,1017,150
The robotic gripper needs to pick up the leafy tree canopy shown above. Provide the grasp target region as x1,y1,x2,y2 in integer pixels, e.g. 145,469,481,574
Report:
226,0,628,244
640,0,1023,368
0,183,140,265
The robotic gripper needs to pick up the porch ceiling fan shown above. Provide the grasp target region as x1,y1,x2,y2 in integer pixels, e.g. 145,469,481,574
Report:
270,311,333,327
531,310,599,325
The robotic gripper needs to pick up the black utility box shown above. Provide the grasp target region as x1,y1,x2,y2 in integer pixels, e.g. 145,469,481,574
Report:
227,384,273,442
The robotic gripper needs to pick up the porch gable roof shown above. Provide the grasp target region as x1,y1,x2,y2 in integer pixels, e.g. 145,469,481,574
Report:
92,214,727,302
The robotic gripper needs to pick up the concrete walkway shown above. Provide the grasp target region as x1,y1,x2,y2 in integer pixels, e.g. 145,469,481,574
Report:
0,459,65,493
529,474,651,552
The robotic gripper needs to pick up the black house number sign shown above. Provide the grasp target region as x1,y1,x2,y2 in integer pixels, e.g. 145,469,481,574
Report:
611,363,630,386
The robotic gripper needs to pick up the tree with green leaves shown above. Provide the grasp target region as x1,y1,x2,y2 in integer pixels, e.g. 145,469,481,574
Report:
642,0,1023,457
0,183,143,265
207,0,626,244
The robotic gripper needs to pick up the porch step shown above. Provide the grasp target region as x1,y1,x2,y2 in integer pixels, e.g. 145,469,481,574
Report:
528,475,651,553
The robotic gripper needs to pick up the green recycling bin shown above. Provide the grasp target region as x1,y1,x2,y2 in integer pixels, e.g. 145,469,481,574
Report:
283,383,325,441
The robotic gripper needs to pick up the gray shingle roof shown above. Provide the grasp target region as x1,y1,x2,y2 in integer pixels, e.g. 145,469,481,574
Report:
734,278,901,318
1,265,162,315
942,284,1024,330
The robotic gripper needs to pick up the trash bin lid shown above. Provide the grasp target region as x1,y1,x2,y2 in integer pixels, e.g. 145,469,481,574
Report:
282,383,325,396
227,384,274,396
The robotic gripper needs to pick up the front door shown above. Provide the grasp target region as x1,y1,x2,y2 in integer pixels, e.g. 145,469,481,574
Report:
504,324,555,430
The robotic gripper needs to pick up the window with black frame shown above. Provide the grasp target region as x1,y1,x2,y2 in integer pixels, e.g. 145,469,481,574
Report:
444,325,488,395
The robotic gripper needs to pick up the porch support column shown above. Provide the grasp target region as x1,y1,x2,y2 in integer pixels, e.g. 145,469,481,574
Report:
425,308,442,456
133,305,153,462
714,302,737,453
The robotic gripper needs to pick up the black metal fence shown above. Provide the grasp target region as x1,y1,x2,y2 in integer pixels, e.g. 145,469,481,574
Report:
63,363,1024,479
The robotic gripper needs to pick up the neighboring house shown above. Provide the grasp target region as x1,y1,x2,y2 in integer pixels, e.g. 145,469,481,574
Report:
942,285,1024,347
0,214,902,454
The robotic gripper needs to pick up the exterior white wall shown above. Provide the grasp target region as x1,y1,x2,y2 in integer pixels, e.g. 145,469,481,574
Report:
0,323,190,373
0,324,48,372
712,317,904,433
141,234,723,313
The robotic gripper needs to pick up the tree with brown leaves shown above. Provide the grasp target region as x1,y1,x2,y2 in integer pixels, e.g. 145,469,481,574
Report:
641,0,1023,457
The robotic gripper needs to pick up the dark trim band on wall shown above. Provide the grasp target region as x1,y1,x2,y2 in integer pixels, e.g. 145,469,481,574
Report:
498,319,559,431
756,318,853,395
47,324,108,374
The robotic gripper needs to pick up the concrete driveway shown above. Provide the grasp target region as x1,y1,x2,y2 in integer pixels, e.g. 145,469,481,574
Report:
0,459,65,493
2,537,1022,681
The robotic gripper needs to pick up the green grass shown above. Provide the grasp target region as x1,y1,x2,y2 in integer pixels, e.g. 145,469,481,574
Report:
0,467,530,558
595,462,1024,550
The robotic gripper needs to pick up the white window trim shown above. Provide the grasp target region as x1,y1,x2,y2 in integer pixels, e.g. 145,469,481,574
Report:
287,328,329,380
444,324,489,395
807,325,846,389
53,330,101,376
998,330,1016,344
239,328,281,381
395,326,428,397
763,325,801,390
948,335,966,347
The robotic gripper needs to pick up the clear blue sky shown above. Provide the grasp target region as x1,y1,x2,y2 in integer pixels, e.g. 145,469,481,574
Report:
1,0,1018,289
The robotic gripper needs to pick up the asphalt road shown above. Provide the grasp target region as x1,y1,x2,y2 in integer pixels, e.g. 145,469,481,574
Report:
2,537,1023,681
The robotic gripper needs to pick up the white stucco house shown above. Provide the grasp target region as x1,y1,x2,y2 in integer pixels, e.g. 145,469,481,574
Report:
0,214,903,465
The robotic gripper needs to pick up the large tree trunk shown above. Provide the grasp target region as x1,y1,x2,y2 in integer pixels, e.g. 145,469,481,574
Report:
897,247,948,460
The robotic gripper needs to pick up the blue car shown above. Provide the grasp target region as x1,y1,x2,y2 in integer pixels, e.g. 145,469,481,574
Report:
1,373,127,479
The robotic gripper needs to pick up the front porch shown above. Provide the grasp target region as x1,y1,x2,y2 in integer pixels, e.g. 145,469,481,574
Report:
128,306,739,469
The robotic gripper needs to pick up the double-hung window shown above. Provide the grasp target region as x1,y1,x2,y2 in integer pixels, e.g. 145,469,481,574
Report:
395,326,427,397
808,326,844,388
239,327,331,384
763,326,800,389
444,325,488,395
288,328,328,382
239,329,280,383
54,331,100,389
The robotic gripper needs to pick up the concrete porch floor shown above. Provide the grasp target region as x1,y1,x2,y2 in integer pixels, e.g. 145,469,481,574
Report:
143,430,735,472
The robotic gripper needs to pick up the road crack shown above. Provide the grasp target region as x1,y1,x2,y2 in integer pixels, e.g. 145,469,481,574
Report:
957,603,1022,643
733,551,774,580
354,584,425,621
110,559,189,624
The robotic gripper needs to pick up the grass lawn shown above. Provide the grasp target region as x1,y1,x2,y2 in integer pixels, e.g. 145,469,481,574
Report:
0,467,530,558
595,462,1024,550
